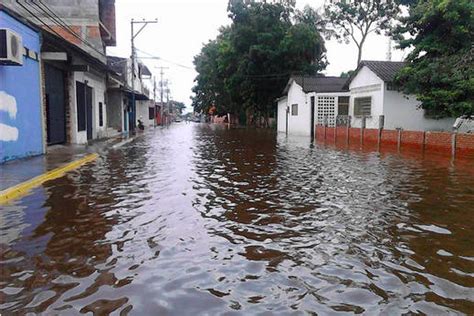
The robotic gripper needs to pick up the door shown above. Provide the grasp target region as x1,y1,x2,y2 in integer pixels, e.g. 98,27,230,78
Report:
44,64,66,145
310,96,315,140
86,86,93,140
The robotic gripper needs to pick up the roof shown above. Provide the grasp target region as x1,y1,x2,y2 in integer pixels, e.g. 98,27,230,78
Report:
141,64,152,77
283,76,349,94
107,56,127,74
344,60,407,89
361,60,406,82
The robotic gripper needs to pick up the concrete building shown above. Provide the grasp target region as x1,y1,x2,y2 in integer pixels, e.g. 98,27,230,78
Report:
277,76,349,137
3,0,117,145
346,61,454,131
107,56,152,133
0,7,44,163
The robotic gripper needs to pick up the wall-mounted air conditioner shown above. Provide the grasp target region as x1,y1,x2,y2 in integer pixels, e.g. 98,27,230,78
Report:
0,29,23,66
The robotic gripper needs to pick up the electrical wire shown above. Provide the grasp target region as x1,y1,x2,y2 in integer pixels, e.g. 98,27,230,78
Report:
22,0,106,57
135,48,194,70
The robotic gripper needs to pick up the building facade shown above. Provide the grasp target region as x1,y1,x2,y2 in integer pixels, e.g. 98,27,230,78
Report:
4,0,117,146
277,76,350,137
346,61,454,131
0,8,44,163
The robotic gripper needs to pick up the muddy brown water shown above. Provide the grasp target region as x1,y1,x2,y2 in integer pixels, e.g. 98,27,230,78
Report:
1,124,473,315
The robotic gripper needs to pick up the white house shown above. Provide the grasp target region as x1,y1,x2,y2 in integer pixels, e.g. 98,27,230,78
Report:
346,61,454,131
277,76,350,137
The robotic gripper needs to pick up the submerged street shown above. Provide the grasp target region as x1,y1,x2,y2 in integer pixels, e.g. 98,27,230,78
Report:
1,123,474,314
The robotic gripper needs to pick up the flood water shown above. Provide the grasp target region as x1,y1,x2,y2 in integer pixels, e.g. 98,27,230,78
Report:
1,123,474,315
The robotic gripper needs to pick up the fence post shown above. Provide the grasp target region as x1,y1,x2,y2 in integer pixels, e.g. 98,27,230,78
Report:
377,115,385,150
452,129,458,158
324,116,328,142
334,119,337,144
397,128,402,152
346,116,351,146
360,116,366,145
422,131,426,153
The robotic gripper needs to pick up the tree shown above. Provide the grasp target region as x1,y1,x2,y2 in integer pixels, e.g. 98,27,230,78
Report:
393,0,474,117
192,0,327,126
169,101,186,115
324,0,400,67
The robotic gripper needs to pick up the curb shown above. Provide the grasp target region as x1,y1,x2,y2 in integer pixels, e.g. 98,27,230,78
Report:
0,153,99,205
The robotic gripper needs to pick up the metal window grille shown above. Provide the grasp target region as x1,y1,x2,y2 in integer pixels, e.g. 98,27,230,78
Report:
317,96,336,126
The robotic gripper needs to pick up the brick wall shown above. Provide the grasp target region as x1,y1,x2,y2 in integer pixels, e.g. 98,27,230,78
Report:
456,134,474,159
401,131,424,150
48,25,82,46
315,124,474,159
381,130,398,146
425,132,452,155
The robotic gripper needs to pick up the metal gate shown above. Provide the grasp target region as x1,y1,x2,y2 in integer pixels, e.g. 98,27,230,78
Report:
44,64,66,145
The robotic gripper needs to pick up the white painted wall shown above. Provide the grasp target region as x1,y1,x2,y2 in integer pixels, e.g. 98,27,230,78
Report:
349,66,455,131
383,85,454,131
136,100,155,127
287,81,310,136
277,97,287,133
70,66,107,144
349,66,384,129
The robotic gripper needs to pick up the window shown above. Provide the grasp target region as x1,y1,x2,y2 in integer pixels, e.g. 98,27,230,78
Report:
99,102,104,126
149,107,155,120
354,97,372,117
291,104,298,116
338,96,349,115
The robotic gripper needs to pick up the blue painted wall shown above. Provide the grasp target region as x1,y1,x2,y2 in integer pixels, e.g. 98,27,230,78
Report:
0,10,43,163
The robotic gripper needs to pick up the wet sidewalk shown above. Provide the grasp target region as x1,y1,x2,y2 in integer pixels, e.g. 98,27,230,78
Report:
0,134,135,191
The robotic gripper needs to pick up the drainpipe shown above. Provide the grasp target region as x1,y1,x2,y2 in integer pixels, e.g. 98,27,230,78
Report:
360,116,366,146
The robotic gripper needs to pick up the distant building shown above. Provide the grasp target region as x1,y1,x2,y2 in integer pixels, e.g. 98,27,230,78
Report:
107,56,152,133
345,60,454,131
277,76,349,137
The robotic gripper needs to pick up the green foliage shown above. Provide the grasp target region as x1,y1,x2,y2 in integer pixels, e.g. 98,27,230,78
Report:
170,101,186,115
340,70,355,78
191,0,327,123
393,0,474,117
324,0,400,66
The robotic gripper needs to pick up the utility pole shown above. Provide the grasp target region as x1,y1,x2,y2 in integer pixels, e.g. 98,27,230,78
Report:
156,66,169,126
130,18,157,132
153,76,157,128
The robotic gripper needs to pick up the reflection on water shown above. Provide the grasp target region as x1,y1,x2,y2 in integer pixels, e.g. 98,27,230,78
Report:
1,124,473,314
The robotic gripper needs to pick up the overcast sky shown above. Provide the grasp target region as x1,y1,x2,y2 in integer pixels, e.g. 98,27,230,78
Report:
106,0,405,112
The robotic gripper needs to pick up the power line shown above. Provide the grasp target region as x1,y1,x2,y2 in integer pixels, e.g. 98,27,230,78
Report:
22,0,106,57
136,48,194,70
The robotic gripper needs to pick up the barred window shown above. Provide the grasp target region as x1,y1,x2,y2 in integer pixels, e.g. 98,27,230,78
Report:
354,97,371,117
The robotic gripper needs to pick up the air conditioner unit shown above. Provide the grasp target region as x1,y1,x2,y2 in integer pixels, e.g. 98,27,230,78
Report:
0,29,23,66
